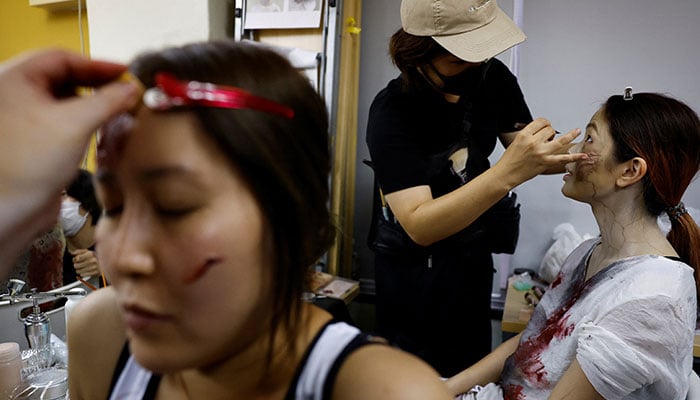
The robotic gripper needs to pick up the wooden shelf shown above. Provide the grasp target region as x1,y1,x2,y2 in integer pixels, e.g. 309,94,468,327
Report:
29,0,80,12
501,277,531,334
309,271,359,304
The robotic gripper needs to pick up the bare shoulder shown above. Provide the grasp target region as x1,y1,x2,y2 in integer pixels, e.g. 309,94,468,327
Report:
332,342,452,400
68,287,126,400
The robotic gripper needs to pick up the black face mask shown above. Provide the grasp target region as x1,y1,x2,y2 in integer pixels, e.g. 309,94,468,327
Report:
426,62,485,96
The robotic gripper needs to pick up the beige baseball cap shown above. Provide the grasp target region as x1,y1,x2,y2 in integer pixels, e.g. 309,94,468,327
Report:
401,0,526,62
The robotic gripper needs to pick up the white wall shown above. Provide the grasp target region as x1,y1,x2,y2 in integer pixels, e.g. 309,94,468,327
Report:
87,0,232,63
354,0,700,284
506,0,700,271
354,0,402,284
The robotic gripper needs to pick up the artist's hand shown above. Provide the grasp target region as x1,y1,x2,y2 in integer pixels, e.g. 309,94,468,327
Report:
0,48,140,202
494,118,587,186
0,48,140,279
71,248,101,279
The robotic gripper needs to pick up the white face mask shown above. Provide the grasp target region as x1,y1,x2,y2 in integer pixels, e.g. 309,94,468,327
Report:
60,199,87,237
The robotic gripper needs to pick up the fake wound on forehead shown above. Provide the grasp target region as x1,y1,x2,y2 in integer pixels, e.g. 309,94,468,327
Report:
98,113,135,166
94,72,144,166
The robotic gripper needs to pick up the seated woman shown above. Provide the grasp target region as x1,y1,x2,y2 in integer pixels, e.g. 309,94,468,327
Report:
61,168,104,287
447,90,700,399
67,40,452,400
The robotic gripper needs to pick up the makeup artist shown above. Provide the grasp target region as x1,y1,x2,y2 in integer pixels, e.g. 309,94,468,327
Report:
365,0,587,376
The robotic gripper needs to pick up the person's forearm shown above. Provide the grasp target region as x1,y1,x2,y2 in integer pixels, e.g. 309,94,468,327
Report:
386,121,586,246
445,333,521,396
389,162,517,246
0,49,140,281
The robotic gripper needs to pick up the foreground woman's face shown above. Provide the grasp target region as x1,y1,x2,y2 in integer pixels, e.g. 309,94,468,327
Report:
95,108,274,373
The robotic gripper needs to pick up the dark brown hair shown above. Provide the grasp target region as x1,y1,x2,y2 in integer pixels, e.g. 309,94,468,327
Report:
389,28,448,87
605,92,700,277
128,40,335,369
67,168,100,225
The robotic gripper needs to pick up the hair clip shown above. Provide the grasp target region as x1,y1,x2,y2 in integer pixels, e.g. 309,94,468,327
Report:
143,72,294,119
623,86,634,101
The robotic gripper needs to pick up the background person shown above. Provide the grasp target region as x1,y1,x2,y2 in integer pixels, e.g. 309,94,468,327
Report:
67,40,452,400
366,0,586,376
61,169,104,287
447,91,700,399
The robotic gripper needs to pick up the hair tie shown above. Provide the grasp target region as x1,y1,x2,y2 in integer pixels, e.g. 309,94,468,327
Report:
666,202,688,221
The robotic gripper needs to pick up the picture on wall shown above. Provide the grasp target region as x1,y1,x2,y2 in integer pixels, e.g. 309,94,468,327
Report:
245,0,322,29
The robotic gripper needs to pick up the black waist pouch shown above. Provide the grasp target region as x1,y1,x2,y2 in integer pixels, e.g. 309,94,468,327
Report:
369,216,426,257
368,193,520,256
483,191,520,254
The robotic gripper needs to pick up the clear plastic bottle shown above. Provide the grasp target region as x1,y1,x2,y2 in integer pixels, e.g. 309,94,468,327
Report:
0,342,22,399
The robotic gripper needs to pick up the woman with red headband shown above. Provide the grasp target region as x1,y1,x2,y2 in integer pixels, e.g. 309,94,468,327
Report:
67,40,452,400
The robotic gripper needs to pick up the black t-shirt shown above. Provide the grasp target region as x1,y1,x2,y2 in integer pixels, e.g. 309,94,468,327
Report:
367,58,532,196
365,59,532,248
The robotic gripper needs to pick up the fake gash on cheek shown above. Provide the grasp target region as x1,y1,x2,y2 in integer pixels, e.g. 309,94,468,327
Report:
182,257,223,284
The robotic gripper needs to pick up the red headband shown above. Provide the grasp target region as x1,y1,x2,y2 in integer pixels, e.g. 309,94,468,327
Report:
143,72,295,119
